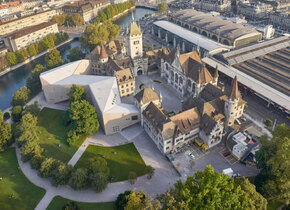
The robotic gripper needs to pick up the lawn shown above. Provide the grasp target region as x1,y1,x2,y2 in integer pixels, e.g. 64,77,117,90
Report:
75,143,147,182
47,196,116,210
0,149,46,210
37,107,86,163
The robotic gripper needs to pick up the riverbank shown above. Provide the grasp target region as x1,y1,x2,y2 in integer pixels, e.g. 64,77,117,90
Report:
0,38,74,77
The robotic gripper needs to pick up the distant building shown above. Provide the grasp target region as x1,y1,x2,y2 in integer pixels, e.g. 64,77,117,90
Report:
62,0,110,23
40,60,140,135
167,9,262,48
3,22,58,51
194,0,231,12
0,1,23,17
0,9,57,37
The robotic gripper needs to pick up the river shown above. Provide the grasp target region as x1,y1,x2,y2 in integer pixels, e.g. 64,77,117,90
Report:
0,7,155,110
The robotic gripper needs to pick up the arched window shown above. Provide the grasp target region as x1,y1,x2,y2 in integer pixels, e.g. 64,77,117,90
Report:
187,80,191,88
175,73,178,83
192,27,198,33
179,76,183,85
202,31,208,37
212,35,218,41
223,39,230,45
184,24,189,29
165,63,169,70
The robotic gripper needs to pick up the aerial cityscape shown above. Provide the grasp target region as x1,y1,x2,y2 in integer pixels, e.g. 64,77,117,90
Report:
0,0,289,209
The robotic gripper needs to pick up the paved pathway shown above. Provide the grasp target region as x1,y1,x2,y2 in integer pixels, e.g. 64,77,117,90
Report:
16,124,179,210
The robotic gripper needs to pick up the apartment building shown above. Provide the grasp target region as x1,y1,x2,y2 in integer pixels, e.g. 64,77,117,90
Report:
115,68,135,97
3,22,58,51
0,9,57,37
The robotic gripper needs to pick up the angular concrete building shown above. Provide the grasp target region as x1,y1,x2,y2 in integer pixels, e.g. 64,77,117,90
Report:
40,60,140,135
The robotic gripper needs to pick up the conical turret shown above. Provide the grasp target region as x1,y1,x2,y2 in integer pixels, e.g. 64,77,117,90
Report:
229,76,240,100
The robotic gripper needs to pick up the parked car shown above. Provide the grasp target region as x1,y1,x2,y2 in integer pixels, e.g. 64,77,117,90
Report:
232,173,241,178
189,153,195,159
223,152,231,157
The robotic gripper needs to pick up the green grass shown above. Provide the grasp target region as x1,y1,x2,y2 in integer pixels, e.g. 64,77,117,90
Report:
75,143,146,182
267,200,284,210
47,196,116,210
0,149,46,210
37,107,86,163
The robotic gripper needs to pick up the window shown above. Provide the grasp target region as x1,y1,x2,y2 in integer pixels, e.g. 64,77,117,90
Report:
126,88,129,92
126,84,128,87
131,115,138,120
167,141,171,144
113,126,120,132
166,146,169,150
134,40,139,45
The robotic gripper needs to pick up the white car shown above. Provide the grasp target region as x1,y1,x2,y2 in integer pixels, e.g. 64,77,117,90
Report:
189,153,195,159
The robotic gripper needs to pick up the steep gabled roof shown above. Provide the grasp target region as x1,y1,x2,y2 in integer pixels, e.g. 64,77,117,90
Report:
197,64,213,84
134,88,160,104
100,44,108,59
143,102,169,130
229,76,241,99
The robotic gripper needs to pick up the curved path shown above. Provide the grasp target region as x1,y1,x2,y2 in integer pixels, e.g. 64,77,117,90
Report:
16,124,180,210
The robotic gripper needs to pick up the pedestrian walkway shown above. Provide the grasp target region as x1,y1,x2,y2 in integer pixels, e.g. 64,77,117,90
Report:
15,125,179,210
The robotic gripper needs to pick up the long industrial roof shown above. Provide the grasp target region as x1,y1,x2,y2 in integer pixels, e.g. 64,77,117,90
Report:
153,20,230,54
170,9,260,41
202,36,290,110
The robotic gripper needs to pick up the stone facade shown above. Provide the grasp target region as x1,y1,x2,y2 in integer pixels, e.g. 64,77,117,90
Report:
194,0,231,12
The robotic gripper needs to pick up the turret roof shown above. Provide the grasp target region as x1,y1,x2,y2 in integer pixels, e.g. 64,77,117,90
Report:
229,76,241,99
129,22,142,36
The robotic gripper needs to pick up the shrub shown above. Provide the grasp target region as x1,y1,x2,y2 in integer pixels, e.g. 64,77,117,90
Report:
39,158,61,178
69,168,89,190
12,105,22,122
264,118,273,128
90,172,108,192
128,171,137,185
30,155,45,169
3,112,10,121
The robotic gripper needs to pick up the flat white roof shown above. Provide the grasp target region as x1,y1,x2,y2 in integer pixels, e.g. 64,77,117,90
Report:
153,20,230,53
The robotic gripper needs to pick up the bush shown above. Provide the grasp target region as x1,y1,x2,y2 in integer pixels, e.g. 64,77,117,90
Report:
116,190,131,210
89,156,110,177
3,112,10,121
62,201,80,210
12,105,22,122
23,101,41,117
264,118,273,127
69,168,89,190
145,165,154,179
52,163,73,186
11,86,30,107
21,141,43,162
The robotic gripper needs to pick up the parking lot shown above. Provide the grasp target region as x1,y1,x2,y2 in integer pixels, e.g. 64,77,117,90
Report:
171,142,260,180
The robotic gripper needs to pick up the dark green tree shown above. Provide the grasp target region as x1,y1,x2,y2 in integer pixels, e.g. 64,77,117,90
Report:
26,64,46,94
89,156,110,177
255,124,290,204
144,165,154,179
27,44,38,56
69,168,89,190
0,110,12,151
11,86,30,106
30,154,45,169
46,49,62,69
62,201,80,210
67,47,84,62
68,85,86,103
15,50,26,63
39,157,61,178
52,163,73,186
23,101,41,117
21,140,43,162
116,191,131,210
90,172,108,192
11,105,22,122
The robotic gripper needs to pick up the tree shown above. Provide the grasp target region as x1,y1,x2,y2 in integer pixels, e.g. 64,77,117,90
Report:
123,190,160,210
21,140,43,162
128,171,137,185
52,163,73,186
11,86,30,106
264,118,273,128
116,191,131,210
11,105,22,122
81,21,121,49
144,165,154,179
234,177,267,210
3,112,10,121
158,2,168,13
68,85,86,103
0,110,12,151
67,47,84,62
71,14,84,26
67,100,99,143
46,49,62,69
27,44,38,56
158,165,249,209
6,52,17,66
255,124,290,204
26,64,46,94
23,101,41,117
90,172,108,192
39,157,61,178
30,154,45,169
51,14,66,26
69,168,89,190
15,50,26,63
89,156,110,177
62,202,80,210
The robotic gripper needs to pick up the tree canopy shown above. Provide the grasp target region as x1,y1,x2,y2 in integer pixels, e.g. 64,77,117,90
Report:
26,64,46,94
255,124,290,204
158,2,168,13
81,21,121,49
11,86,30,107
46,49,62,69
0,110,12,151
68,84,86,103
158,165,258,210
67,47,84,62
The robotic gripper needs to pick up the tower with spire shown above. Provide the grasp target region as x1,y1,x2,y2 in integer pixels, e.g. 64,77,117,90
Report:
99,43,108,63
128,19,143,59
224,76,241,126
